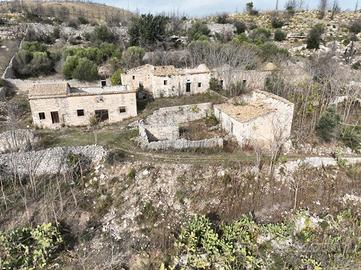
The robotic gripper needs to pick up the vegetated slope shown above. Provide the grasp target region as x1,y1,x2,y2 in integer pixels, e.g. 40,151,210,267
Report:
0,0,134,23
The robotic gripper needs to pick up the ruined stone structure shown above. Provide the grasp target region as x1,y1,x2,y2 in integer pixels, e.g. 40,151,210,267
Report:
213,65,271,90
121,64,212,98
214,90,294,150
139,103,224,150
29,82,137,129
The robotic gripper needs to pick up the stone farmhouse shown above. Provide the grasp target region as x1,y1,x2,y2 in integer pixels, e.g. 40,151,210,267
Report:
212,64,272,90
29,82,137,129
121,64,212,98
214,90,294,150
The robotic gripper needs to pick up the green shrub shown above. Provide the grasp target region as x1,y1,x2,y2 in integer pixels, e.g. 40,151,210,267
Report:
71,58,98,81
233,21,247,34
63,56,79,79
88,25,116,43
0,223,63,269
349,19,361,34
274,29,287,41
13,41,56,78
129,14,169,47
352,61,361,70
340,126,361,151
209,77,222,92
232,33,250,44
258,42,289,60
128,168,136,179
111,68,123,85
316,107,341,142
249,28,271,44
271,17,284,28
122,46,145,69
188,21,210,41
307,24,325,50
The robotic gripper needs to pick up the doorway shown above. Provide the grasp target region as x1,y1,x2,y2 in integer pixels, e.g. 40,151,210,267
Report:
51,111,59,124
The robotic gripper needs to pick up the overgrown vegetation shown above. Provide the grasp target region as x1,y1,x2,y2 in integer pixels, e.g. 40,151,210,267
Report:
306,24,325,50
165,211,361,269
0,223,63,269
13,41,60,78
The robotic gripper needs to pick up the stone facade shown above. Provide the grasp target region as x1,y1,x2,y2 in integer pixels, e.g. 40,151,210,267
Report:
29,82,137,129
121,64,212,98
213,66,270,90
214,90,294,150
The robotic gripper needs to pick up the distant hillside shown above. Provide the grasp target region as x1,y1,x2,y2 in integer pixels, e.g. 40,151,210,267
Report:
0,0,134,24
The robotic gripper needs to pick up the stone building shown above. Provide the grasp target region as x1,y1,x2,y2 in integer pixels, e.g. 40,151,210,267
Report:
213,65,271,90
121,64,212,98
214,90,294,150
29,81,137,129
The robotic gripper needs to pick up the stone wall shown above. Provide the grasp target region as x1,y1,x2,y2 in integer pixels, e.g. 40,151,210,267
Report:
145,138,224,151
30,91,137,129
139,103,224,150
0,145,107,177
0,129,38,154
213,68,270,90
145,103,213,126
0,87,6,100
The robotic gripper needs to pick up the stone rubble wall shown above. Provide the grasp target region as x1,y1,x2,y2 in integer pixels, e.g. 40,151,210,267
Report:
144,137,224,151
145,103,213,126
0,145,107,177
0,87,6,100
0,129,38,154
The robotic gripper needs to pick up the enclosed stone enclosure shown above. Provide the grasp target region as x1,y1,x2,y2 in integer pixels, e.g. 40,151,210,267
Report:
138,103,224,150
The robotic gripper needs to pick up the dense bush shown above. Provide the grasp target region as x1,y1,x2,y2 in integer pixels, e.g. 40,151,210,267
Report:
165,211,361,269
274,29,287,41
340,126,361,151
13,41,60,78
121,46,145,69
258,42,289,60
233,21,247,34
215,13,229,24
249,28,271,44
87,25,117,44
349,19,361,34
111,68,123,85
316,107,341,142
63,43,121,65
271,16,284,28
188,21,211,41
209,78,222,92
0,223,63,269
307,24,325,50
63,56,98,81
129,14,169,47
72,58,98,81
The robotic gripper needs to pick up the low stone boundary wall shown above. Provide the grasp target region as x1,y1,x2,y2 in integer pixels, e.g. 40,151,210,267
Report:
144,137,224,151
145,103,213,126
0,145,107,177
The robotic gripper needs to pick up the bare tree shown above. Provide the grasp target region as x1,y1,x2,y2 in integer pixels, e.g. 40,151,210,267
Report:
331,0,340,19
319,0,328,19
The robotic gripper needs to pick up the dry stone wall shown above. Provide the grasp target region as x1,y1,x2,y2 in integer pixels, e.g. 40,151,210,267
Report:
0,145,107,177
139,103,224,150
145,138,224,150
145,103,213,126
0,129,38,153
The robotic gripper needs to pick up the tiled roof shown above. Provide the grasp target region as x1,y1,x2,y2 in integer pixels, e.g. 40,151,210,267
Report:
29,82,69,98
